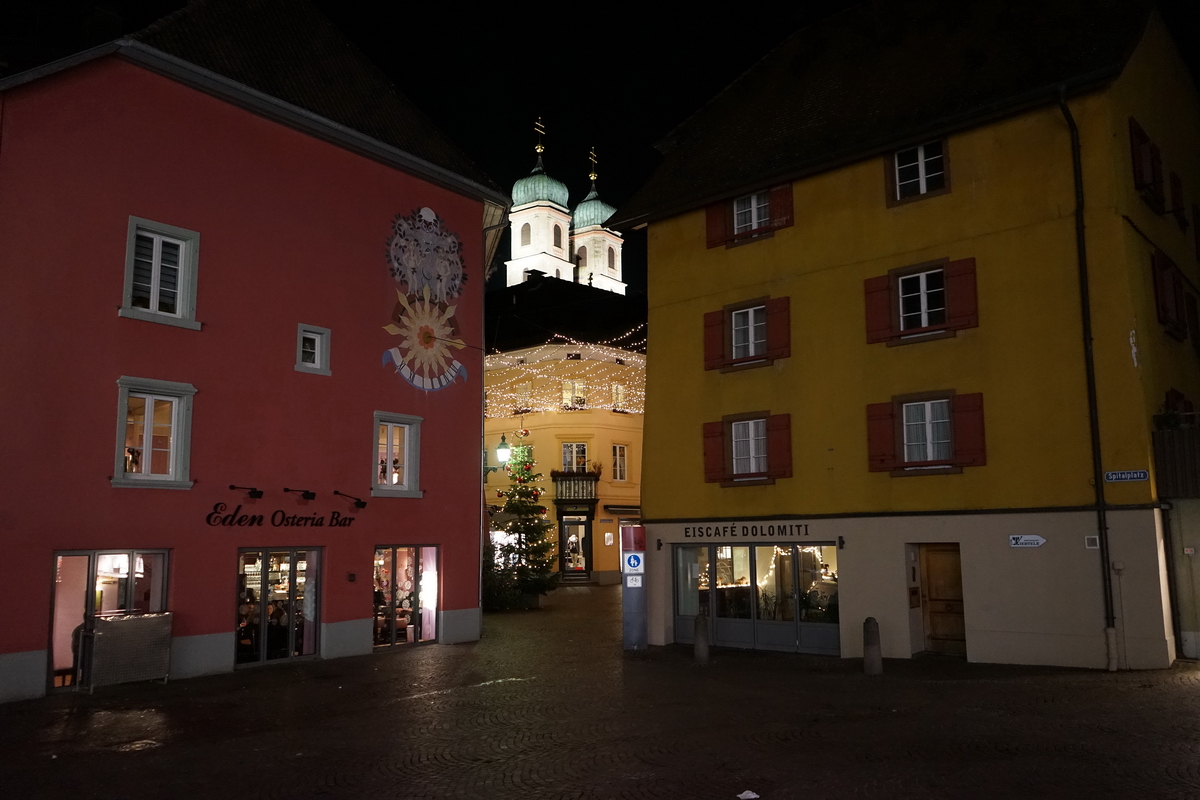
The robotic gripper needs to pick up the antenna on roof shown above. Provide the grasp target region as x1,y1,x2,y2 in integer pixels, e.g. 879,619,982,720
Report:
588,146,598,182
534,117,545,154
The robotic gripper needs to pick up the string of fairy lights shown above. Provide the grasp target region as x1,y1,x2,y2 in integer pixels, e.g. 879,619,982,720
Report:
485,325,647,418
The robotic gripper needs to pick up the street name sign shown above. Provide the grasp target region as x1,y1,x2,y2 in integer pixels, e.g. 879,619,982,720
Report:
1104,470,1148,482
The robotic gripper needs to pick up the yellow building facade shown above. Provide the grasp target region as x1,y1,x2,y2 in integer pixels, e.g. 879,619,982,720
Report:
616,4,1200,668
485,339,644,584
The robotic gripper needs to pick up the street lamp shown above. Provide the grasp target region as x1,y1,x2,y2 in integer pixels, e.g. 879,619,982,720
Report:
496,433,511,464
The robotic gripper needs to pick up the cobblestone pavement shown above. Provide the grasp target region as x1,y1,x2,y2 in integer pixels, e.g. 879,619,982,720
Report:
4,585,1200,799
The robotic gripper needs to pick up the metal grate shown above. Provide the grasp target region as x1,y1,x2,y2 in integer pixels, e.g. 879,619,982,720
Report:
90,613,172,688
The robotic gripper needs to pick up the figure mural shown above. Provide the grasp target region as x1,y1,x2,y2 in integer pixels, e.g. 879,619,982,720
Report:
382,207,468,390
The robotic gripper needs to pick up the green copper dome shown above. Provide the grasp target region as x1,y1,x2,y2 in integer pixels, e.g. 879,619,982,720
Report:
512,156,569,207
572,182,616,229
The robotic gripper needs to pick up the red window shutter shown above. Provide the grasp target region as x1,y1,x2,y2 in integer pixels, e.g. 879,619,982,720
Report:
951,393,986,468
766,414,792,479
1187,293,1200,356
768,184,794,231
866,402,897,471
765,296,791,360
703,421,726,483
1153,252,1171,324
705,203,731,249
945,257,978,330
703,310,726,370
1130,118,1150,190
1150,143,1165,211
864,275,894,344
1171,173,1188,229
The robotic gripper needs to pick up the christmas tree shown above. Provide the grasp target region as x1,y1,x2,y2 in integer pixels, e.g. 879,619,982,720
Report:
483,429,557,610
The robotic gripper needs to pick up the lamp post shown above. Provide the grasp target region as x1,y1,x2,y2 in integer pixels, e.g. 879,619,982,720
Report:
496,433,511,464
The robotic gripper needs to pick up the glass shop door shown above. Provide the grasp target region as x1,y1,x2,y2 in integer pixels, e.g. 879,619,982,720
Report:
712,545,755,647
236,549,319,665
373,546,438,647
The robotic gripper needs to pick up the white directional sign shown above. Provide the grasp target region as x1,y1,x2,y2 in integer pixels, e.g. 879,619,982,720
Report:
1010,535,1046,548
624,552,645,574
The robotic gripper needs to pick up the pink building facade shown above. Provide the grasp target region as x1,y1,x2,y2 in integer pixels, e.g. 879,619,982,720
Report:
0,6,505,702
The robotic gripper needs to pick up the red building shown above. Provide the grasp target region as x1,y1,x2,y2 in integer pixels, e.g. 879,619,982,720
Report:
0,0,507,702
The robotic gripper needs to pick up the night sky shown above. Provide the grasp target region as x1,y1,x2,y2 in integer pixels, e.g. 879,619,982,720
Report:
3,1,1197,293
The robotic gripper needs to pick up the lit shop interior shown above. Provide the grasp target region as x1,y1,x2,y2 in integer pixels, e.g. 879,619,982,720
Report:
236,549,319,665
674,543,840,655
373,546,438,647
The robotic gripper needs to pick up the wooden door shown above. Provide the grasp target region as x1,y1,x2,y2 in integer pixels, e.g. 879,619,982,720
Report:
920,543,965,655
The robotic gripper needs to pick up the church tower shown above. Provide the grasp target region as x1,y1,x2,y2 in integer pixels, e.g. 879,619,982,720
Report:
569,149,625,295
504,122,574,286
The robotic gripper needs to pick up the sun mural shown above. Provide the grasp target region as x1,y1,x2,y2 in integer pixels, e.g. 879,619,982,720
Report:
382,207,468,391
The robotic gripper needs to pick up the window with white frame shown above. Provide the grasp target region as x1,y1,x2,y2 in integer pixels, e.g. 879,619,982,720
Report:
733,192,770,234
562,442,587,472
112,376,196,489
120,217,201,330
612,444,628,481
731,305,767,359
894,141,946,200
611,383,626,410
731,418,767,475
373,412,423,497
295,324,331,375
903,400,952,463
898,269,946,331
562,380,587,408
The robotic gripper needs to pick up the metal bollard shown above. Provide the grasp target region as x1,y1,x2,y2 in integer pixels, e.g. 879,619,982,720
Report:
863,616,883,675
694,613,710,666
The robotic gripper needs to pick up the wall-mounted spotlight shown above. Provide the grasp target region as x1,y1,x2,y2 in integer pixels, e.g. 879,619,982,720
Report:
333,490,367,509
284,487,316,500
838,535,845,550
229,484,264,499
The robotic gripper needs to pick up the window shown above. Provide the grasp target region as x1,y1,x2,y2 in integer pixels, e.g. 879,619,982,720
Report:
705,184,793,248
704,296,790,371
607,246,616,271
1152,250,1189,341
865,258,977,345
866,392,985,475
1129,118,1165,213
112,376,196,489
611,383,627,410
295,324,331,375
562,380,587,408
120,217,200,330
562,442,588,472
520,223,531,247
612,444,628,482
577,247,587,268
553,224,563,249
887,140,948,204
372,412,422,498
703,413,791,486
734,192,770,234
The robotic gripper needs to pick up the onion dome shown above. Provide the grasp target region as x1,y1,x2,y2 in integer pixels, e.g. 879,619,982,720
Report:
512,156,569,207
572,182,617,229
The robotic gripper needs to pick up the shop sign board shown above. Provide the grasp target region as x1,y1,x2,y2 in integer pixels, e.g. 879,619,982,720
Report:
1010,535,1046,548
1104,470,1148,482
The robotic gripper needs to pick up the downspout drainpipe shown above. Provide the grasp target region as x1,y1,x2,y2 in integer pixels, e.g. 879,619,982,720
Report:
1058,87,1119,670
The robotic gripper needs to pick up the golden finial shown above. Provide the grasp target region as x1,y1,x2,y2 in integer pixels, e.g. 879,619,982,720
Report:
588,146,598,182
534,118,545,154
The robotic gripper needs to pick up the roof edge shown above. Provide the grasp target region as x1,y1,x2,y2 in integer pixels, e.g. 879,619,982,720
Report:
1,39,510,208
611,66,1125,230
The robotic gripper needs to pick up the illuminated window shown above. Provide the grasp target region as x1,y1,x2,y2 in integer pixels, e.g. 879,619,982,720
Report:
562,442,587,472
373,412,423,498
612,444,628,481
112,376,196,489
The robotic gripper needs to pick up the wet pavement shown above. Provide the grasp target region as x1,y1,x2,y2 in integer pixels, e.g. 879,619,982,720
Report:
3,585,1200,799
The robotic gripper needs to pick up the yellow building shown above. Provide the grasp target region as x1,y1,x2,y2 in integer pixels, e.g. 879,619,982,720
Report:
613,1,1200,669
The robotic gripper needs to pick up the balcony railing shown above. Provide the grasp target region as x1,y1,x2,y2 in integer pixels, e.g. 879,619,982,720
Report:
551,470,599,500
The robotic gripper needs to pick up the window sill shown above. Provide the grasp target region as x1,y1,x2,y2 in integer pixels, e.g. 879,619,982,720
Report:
295,364,332,377
886,327,957,347
719,475,776,488
119,306,202,331
719,356,775,373
371,486,424,498
886,186,951,208
111,476,194,490
888,464,963,477
725,230,774,249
